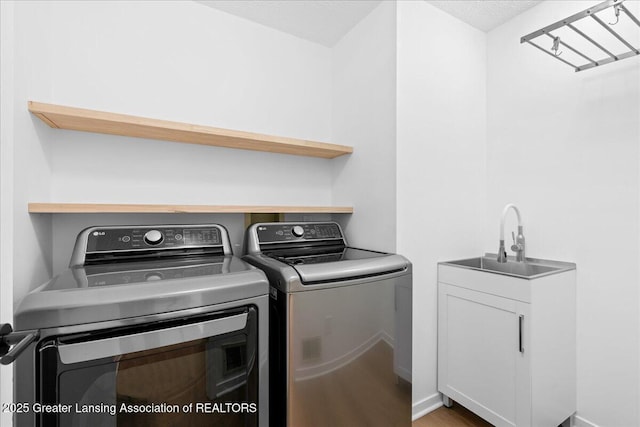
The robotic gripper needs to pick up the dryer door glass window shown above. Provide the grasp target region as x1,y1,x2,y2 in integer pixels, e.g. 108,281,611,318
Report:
37,307,258,427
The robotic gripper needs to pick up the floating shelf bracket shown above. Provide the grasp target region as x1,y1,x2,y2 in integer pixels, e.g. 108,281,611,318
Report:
521,0,640,72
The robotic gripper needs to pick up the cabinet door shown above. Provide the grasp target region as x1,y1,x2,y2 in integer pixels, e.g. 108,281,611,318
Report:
438,283,530,427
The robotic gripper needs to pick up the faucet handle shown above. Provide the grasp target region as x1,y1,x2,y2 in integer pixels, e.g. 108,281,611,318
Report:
511,231,521,251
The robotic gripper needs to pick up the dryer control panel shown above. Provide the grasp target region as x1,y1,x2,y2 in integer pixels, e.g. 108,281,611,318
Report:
86,226,222,252
71,224,232,267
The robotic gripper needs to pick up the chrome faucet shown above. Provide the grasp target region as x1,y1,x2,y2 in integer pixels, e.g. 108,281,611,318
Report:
497,204,525,263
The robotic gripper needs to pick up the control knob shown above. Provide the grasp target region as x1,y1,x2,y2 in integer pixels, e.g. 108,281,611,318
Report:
144,229,164,246
292,226,304,237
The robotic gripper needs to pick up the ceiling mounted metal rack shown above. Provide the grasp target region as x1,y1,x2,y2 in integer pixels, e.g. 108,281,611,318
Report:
521,0,640,72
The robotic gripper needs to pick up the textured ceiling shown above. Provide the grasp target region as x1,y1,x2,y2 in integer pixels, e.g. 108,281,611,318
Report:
196,0,382,47
426,1,543,32
196,0,544,47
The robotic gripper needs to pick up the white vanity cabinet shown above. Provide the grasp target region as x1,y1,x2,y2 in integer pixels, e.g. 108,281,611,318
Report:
437,260,576,427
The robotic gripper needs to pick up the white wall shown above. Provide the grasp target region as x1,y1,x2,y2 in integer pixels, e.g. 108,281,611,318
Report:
486,2,640,426
9,0,336,286
46,0,333,208
331,1,397,252
11,1,55,306
396,1,487,417
0,2,15,425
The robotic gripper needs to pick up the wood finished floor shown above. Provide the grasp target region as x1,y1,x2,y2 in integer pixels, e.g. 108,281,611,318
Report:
412,404,493,427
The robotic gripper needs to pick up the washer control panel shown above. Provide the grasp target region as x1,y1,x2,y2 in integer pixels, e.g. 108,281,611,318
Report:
85,225,223,253
256,222,343,243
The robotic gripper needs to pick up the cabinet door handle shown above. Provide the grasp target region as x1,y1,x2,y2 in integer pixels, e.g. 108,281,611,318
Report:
519,315,524,353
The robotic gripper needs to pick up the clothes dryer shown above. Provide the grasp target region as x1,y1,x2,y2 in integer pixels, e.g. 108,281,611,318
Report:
2,224,268,427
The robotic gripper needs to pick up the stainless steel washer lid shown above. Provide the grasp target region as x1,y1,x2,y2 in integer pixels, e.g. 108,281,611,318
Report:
14,256,268,330
289,252,409,284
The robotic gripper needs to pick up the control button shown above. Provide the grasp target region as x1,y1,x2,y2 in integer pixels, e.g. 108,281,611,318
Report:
292,226,304,237
121,236,131,243
174,234,183,241
144,230,164,246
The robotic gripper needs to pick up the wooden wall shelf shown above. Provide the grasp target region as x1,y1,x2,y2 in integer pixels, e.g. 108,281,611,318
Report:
28,203,354,214
28,101,353,159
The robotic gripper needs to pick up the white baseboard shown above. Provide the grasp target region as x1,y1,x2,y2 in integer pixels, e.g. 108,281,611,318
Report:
411,397,598,427
573,414,599,427
412,393,443,421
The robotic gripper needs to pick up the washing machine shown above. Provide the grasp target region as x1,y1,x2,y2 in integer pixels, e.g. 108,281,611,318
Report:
243,221,412,427
1,224,268,427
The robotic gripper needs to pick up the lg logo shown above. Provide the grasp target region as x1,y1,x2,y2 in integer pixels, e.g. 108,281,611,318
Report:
93,231,106,236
